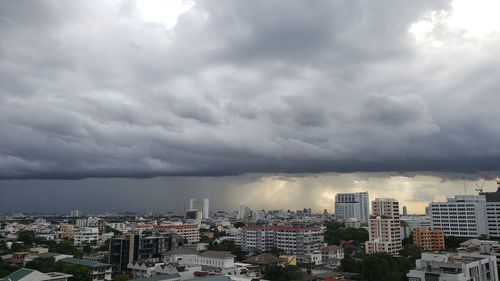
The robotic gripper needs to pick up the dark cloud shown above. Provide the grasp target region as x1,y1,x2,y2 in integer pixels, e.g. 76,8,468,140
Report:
1,0,500,180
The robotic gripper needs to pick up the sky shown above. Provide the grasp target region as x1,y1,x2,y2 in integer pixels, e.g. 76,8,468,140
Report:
1,0,500,214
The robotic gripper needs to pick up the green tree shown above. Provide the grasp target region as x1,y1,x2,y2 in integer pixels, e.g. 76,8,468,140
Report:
0,258,20,276
341,254,361,273
361,255,391,281
113,273,131,281
234,222,245,228
262,265,304,281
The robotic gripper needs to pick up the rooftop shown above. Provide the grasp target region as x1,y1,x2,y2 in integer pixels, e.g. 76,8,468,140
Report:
59,257,111,268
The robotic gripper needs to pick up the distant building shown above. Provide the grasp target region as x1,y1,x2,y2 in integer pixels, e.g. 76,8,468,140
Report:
74,227,99,246
237,205,251,220
365,198,402,255
407,252,499,281
185,209,199,220
480,183,500,238
189,198,209,219
153,224,200,244
166,249,236,269
70,210,81,217
403,206,408,216
429,195,488,238
334,192,369,223
413,226,445,251
344,218,361,229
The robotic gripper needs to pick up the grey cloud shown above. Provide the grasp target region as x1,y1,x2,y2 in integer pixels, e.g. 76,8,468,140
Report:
1,0,500,180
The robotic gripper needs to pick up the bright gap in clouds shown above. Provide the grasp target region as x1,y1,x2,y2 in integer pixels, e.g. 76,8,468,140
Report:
135,0,195,28
410,0,500,46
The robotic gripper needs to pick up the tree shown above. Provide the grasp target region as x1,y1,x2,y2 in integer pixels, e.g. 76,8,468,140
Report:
262,265,304,281
341,254,361,273
113,273,131,281
0,258,19,276
361,255,391,281
25,258,91,281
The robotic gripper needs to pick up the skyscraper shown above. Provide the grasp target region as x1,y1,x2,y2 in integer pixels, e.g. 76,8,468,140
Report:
189,198,209,219
365,198,402,255
334,191,369,223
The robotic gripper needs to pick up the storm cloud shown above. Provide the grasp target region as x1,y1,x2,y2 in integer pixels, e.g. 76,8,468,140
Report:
1,0,500,180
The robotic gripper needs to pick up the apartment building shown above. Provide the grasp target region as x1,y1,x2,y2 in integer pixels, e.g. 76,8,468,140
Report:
334,192,369,223
153,224,200,244
365,198,402,255
407,252,499,281
412,226,445,251
429,195,488,237
240,225,324,256
166,249,235,269
74,227,99,246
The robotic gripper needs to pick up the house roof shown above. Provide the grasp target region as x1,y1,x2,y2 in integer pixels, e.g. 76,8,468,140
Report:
243,253,282,265
165,248,198,256
59,257,110,268
131,274,181,281
0,268,34,281
199,251,235,259
321,245,342,252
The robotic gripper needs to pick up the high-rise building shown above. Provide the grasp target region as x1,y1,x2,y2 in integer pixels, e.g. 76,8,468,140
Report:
334,192,369,223
70,210,81,217
480,181,500,238
365,198,402,255
429,195,488,238
412,226,445,251
237,205,252,220
189,198,209,219
402,206,408,216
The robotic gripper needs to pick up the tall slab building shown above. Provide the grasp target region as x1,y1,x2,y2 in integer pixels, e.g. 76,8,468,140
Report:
334,191,369,223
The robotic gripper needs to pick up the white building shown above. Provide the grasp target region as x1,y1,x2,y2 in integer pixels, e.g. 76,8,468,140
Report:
153,224,200,244
190,198,210,220
240,225,324,256
321,245,344,262
237,205,252,220
429,195,488,238
334,192,369,223
74,227,99,246
365,198,402,255
166,249,235,269
407,252,499,281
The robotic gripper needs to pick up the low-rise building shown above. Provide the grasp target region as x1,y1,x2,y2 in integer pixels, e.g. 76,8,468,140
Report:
59,257,112,281
153,224,200,244
412,226,445,251
407,252,499,281
74,227,99,246
0,268,72,281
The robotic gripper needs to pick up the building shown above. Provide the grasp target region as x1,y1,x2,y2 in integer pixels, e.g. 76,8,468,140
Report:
344,218,361,229
334,192,369,223
59,224,75,239
321,245,344,262
412,226,445,251
59,257,112,281
153,224,200,244
400,215,431,232
240,225,324,256
481,182,500,239
365,198,402,255
185,209,199,220
70,210,81,217
429,195,488,238
74,227,99,246
166,249,235,269
109,234,182,273
407,252,499,281
237,205,251,220
0,268,72,281
189,198,209,220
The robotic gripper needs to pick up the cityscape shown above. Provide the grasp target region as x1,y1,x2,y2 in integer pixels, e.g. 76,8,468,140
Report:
2,0,500,281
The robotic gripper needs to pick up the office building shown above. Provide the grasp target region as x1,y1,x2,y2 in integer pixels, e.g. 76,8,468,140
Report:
70,210,81,217
365,198,402,255
407,252,499,281
109,234,182,273
334,192,369,223
481,182,500,238
189,198,209,220
413,226,445,251
237,205,252,220
429,195,488,237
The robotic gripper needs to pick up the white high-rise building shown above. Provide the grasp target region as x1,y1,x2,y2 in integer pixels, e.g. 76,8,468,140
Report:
429,195,488,238
237,205,252,220
334,192,369,223
189,198,209,219
365,198,402,255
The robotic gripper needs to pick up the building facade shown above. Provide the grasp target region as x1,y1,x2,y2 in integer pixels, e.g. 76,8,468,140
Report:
153,224,200,244
407,252,499,281
365,198,402,255
429,195,488,238
240,225,324,256
74,227,99,246
189,198,209,220
412,226,445,251
334,192,369,223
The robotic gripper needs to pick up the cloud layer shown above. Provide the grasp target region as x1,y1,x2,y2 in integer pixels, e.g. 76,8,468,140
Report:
1,0,500,179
